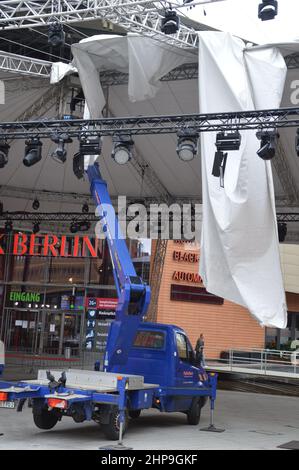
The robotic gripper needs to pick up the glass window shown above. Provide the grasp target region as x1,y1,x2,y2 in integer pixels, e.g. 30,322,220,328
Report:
176,332,188,360
133,330,165,349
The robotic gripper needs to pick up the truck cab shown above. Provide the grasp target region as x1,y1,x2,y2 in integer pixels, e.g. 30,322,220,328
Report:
109,322,209,414
0,341,4,376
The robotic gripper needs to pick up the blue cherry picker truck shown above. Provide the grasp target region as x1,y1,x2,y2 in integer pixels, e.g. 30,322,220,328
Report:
0,162,218,443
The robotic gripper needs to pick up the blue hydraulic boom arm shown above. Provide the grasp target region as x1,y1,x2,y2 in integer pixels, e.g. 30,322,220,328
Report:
86,163,151,371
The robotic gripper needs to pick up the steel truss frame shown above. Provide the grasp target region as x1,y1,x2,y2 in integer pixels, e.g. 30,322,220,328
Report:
1,107,299,139
0,211,296,224
0,0,202,49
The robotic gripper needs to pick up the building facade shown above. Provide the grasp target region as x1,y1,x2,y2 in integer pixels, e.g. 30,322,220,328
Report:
154,240,299,358
0,230,149,357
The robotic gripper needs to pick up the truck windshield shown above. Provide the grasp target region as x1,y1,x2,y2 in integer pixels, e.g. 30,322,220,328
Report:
133,331,165,349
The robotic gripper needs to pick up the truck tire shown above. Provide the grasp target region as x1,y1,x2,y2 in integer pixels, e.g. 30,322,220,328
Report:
102,409,128,441
129,410,141,419
187,398,203,425
33,409,59,430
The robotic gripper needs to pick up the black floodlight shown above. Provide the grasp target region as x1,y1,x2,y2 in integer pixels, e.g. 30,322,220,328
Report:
0,140,10,168
51,133,73,164
161,9,180,35
73,136,101,179
176,130,198,162
70,220,90,233
73,152,84,180
256,130,279,160
82,202,89,214
258,0,278,21
23,138,42,167
48,22,65,47
212,151,228,179
112,135,134,165
32,199,40,211
278,222,287,243
5,220,13,233
32,222,40,234
80,135,102,156
216,131,241,151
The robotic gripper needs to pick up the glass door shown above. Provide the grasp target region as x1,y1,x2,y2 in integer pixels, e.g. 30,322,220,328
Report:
3,308,40,353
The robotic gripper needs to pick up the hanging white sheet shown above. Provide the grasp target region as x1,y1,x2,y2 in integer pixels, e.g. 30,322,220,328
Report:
198,32,287,329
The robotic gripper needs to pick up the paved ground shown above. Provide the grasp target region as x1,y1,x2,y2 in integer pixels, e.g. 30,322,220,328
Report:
0,391,298,450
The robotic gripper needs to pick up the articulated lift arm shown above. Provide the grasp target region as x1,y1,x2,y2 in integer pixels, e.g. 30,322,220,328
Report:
86,163,151,370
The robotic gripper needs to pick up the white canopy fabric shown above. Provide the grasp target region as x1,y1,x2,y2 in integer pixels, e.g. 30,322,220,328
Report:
47,33,299,328
198,32,287,329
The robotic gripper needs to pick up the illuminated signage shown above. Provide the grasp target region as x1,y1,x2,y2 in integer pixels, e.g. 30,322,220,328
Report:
9,291,41,303
0,233,98,258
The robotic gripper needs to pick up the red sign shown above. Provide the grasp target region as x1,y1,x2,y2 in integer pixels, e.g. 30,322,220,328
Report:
86,297,118,310
0,233,98,258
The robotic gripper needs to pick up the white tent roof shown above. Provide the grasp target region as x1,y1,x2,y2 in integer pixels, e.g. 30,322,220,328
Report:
0,33,299,241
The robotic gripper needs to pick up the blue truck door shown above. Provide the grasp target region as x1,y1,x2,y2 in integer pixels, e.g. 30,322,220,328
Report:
175,332,197,387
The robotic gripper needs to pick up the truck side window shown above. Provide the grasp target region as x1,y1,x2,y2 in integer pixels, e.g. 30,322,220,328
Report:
176,333,188,361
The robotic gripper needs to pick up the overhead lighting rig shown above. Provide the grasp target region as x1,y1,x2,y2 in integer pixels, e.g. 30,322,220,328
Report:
278,222,287,243
0,140,10,168
5,220,13,233
70,220,91,233
176,130,199,162
161,9,180,35
32,222,40,234
258,0,278,21
51,133,73,164
73,135,102,179
212,131,241,186
23,138,42,167
32,199,40,211
112,135,134,165
215,131,241,151
256,130,279,160
48,22,65,47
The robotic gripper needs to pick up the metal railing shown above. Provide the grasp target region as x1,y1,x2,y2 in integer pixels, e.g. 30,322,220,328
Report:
206,348,299,378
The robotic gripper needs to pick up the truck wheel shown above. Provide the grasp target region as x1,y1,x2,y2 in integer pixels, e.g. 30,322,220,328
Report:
102,409,128,441
129,410,141,419
187,398,202,425
33,409,59,430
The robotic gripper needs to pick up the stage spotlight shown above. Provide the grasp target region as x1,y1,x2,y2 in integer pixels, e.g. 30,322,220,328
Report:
258,0,278,21
82,202,89,214
51,134,72,164
112,135,134,165
161,9,180,35
33,222,40,234
73,136,102,179
0,140,10,168
48,22,65,47
70,220,90,233
70,221,79,234
176,131,198,162
5,220,13,233
278,222,287,243
32,199,40,211
216,131,241,151
256,130,278,160
23,138,42,167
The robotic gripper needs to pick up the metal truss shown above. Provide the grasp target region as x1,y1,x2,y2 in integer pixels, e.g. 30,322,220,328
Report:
277,213,299,222
0,51,52,77
0,0,202,50
1,210,295,224
1,107,299,139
